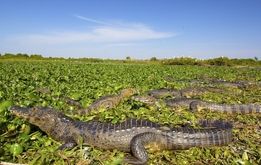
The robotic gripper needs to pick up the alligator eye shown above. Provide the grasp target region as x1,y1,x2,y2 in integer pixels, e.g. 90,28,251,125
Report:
34,117,41,121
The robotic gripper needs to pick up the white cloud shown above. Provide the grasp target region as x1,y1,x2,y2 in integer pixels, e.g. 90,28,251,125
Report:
7,21,174,45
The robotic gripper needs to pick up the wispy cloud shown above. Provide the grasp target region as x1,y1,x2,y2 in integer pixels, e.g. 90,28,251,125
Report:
74,14,111,25
7,17,175,46
105,42,137,47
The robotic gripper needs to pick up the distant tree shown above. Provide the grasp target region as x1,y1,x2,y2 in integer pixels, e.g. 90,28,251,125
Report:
206,57,231,66
150,57,157,61
16,53,29,58
162,57,199,65
254,56,258,61
3,53,15,58
126,56,131,60
30,54,43,59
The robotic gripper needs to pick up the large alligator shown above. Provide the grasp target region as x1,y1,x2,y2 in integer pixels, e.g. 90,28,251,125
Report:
10,106,232,164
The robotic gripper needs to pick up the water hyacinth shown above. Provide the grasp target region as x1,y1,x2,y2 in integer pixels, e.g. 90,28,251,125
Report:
0,61,260,164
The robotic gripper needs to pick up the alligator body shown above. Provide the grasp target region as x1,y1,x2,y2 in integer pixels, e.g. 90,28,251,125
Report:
187,78,247,89
133,96,199,109
165,98,199,109
10,106,232,164
209,79,247,89
163,76,261,89
132,96,198,109
193,78,260,89
147,88,181,98
78,88,137,115
179,87,223,98
190,101,261,114
146,87,221,99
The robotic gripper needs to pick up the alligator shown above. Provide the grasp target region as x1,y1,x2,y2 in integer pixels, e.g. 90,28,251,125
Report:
179,87,223,98
166,98,261,113
209,79,247,89
10,106,232,164
146,87,222,99
191,78,261,89
134,96,261,114
132,96,198,109
163,76,260,89
147,88,181,98
132,95,200,109
189,100,261,114
78,88,137,115
165,98,199,109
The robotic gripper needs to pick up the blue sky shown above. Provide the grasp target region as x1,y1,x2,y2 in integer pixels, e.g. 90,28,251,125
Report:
0,0,261,59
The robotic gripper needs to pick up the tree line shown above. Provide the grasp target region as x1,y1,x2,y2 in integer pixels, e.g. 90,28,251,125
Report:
0,53,43,59
0,53,260,66
160,56,261,66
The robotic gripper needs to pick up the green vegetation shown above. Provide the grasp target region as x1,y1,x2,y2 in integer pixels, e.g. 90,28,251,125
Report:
0,60,260,164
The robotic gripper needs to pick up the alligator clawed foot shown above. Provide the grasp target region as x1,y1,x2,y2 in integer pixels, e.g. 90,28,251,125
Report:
123,154,147,165
58,142,77,150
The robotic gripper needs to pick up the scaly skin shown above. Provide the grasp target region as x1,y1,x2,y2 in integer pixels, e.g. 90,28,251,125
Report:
180,87,224,98
133,96,199,109
10,106,233,164
190,101,261,114
165,98,200,109
163,76,261,89
146,87,222,99
194,78,261,89
147,88,182,98
78,88,137,115
132,95,158,106
209,79,247,89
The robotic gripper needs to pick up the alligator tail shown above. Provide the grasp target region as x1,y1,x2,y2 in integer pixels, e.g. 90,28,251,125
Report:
169,120,233,149
125,120,232,164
